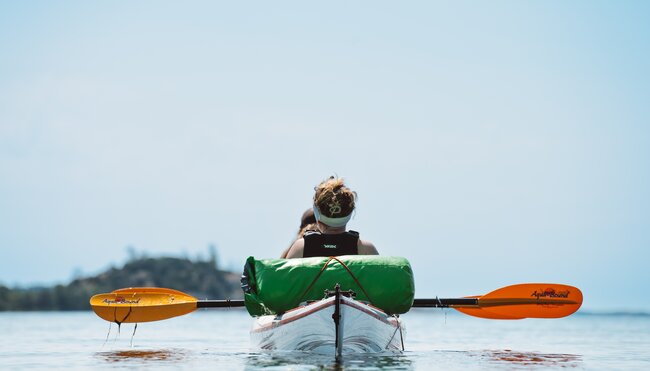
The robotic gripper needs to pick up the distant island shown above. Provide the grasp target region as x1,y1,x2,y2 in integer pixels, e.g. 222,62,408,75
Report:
0,252,243,311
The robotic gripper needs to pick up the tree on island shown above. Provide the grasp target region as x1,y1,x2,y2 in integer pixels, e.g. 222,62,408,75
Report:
0,246,242,311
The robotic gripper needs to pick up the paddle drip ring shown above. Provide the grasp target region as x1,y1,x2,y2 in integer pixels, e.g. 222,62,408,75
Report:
112,305,133,326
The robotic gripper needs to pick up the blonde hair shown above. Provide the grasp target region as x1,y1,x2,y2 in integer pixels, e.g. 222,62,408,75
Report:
313,176,356,218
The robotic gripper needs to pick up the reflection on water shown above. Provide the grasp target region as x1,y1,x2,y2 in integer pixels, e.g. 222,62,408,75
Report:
97,349,188,363
94,348,581,370
475,349,582,368
246,351,413,370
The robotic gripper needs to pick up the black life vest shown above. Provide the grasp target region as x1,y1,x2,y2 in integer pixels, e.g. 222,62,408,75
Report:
302,230,359,258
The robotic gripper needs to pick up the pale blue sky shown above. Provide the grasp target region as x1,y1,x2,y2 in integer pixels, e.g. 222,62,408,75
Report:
1,1,648,311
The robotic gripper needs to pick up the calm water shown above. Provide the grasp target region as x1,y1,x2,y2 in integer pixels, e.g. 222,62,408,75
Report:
1,309,649,370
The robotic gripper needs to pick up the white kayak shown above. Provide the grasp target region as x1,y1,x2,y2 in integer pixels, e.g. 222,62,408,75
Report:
250,287,405,356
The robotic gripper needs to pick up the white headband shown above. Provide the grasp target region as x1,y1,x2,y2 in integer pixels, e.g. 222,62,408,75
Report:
313,206,352,227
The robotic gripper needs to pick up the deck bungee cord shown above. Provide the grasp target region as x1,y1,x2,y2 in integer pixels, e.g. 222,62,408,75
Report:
297,256,376,308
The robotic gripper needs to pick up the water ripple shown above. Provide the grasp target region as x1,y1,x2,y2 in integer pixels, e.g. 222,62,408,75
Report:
475,349,582,368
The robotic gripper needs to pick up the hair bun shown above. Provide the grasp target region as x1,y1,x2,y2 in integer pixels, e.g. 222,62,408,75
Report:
313,176,356,218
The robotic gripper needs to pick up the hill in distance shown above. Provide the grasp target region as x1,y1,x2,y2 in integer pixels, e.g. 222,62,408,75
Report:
0,253,243,311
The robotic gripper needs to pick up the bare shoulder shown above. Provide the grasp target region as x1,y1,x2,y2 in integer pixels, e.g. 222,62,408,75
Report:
286,238,305,259
357,239,379,255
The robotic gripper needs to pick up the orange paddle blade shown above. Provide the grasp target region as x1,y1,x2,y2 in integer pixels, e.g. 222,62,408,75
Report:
453,296,525,319
476,283,583,319
90,287,198,323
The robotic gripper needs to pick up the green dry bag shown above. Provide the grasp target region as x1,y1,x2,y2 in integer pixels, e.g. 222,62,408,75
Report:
241,255,415,316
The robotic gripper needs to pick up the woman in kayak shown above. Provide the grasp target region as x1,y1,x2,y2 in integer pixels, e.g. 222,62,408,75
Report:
285,176,378,258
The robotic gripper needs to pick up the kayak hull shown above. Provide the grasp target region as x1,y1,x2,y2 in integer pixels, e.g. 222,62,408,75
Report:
250,295,404,355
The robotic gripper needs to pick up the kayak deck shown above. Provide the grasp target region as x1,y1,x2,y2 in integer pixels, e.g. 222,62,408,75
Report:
250,293,405,355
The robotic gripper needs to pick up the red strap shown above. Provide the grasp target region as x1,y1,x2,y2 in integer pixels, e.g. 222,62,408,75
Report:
298,256,375,306
298,257,335,302
329,257,375,304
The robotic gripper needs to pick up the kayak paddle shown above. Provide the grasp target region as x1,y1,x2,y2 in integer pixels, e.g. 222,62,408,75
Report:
411,283,583,320
90,283,582,324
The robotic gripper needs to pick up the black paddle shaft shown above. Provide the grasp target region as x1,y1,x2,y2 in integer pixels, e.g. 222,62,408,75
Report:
412,298,478,308
197,299,245,308
195,298,478,309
